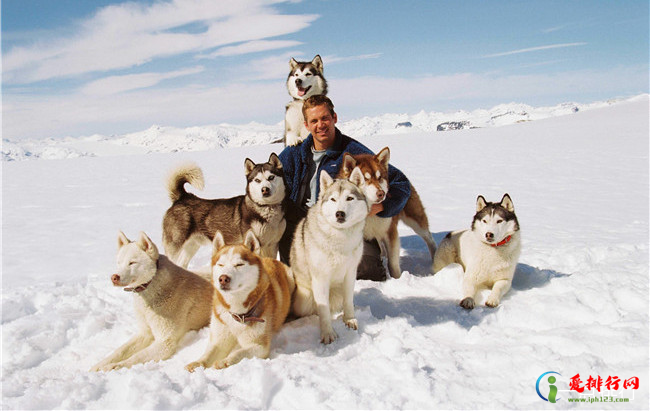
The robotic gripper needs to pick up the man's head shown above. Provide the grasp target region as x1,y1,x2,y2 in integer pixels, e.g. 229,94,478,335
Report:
302,95,338,151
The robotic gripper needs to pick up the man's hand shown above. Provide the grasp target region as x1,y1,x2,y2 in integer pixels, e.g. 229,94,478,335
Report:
369,203,383,216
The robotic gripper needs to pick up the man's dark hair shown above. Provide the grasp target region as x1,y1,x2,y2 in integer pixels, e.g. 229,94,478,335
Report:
302,94,335,121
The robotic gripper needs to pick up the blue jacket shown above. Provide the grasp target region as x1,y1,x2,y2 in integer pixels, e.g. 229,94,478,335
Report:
278,129,411,220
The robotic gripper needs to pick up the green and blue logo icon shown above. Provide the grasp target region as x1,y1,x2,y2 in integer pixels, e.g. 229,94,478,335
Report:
537,371,562,403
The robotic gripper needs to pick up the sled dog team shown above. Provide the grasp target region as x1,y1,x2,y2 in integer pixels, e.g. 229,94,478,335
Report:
91,56,521,372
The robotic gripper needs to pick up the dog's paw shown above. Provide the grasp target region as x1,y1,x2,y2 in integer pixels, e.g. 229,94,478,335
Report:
344,318,358,330
320,327,338,344
185,361,204,373
459,297,475,310
485,297,500,308
214,360,231,370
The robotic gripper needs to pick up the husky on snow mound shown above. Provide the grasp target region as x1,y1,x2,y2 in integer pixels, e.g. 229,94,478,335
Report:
284,55,328,146
433,194,521,309
290,169,371,344
162,154,286,268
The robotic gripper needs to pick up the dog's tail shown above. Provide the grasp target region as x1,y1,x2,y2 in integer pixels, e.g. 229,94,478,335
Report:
166,162,205,202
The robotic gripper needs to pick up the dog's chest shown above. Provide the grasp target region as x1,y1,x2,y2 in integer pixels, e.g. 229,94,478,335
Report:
363,215,392,240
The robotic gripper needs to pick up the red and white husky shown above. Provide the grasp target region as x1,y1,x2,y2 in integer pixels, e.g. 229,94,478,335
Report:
338,147,437,279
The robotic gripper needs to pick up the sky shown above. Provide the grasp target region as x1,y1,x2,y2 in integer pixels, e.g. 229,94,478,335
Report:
2,0,648,140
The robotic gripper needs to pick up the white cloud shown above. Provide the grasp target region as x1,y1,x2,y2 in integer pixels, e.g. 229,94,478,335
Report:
4,65,647,140
197,40,303,58
2,0,318,84
482,43,587,58
80,66,205,95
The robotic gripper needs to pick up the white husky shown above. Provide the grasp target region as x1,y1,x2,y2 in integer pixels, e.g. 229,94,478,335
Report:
91,231,213,371
433,194,521,309
284,55,328,146
290,169,370,343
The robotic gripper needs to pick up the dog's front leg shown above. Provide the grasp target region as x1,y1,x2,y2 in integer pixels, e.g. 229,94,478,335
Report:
485,279,512,308
216,334,270,369
186,319,235,372
312,277,336,344
460,273,479,310
342,267,358,331
90,332,154,371
109,337,178,370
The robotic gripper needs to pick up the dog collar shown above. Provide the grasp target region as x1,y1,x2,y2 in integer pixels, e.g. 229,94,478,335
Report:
124,281,151,293
490,235,512,247
230,297,266,324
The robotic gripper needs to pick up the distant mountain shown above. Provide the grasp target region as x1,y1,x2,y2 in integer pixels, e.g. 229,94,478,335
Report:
2,96,639,161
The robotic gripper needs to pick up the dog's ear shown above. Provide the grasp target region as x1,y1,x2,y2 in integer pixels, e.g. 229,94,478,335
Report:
376,147,390,169
500,193,514,212
319,170,334,192
349,167,365,188
244,158,256,176
268,153,282,169
311,55,323,73
212,231,226,252
243,230,261,254
290,57,298,70
118,231,130,249
342,153,357,176
476,195,488,212
137,232,159,260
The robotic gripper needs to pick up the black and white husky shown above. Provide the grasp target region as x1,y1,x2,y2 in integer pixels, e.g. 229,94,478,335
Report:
284,55,328,146
162,154,286,268
433,194,521,309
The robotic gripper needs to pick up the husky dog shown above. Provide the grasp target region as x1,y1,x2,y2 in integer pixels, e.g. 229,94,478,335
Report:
338,147,437,279
185,230,295,371
291,169,370,344
91,231,213,371
284,55,328,146
163,153,286,268
433,194,521,309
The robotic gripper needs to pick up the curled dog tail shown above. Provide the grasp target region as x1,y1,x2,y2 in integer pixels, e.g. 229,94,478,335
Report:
166,162,204,202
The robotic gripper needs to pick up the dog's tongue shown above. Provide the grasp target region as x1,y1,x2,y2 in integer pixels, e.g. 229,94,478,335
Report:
297,88,306,97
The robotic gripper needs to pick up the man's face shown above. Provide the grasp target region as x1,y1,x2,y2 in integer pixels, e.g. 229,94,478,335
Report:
304,104,338,150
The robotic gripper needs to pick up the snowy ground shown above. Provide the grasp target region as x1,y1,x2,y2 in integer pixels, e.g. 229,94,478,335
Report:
1,97,648,409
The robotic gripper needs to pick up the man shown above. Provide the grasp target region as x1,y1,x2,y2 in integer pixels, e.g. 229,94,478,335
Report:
278,95,411,281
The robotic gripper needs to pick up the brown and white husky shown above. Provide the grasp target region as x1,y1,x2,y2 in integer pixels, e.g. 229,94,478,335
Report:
185,230,295,371
338,147,437,279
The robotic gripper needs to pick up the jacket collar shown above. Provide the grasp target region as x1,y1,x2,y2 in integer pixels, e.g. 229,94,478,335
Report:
299,129,345,163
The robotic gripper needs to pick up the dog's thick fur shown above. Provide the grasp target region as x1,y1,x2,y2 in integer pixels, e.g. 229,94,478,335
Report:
91,232,213,371
185,230,295,371
290,169,370,344
163,153,286,268
284,55,328,146
338,147,437,279
433,194,521,309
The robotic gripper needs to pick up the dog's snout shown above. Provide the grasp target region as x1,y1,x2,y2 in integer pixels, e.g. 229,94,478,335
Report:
111,274,120,285
376,190,385,200
295,78,302,87
219,275,231,287
261,187,270,196
485,232,495,241
336,211,346,221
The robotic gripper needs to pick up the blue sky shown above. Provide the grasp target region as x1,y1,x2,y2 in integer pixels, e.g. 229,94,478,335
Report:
2,0,648,140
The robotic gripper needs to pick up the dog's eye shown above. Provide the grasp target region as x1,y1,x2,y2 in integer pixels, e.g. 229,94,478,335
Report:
129,261,136,266
268,175,275,181
346,196,354,201
216,263,225,267
497,219,504,224
254,178,261,183
482,219,487,224
234,263,244,268
330,197,336,202
305,72,312,76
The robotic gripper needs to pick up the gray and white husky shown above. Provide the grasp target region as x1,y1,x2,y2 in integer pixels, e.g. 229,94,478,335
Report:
284,55,328,146
162,154,286,268
290,169,370,344
433,194,521,309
